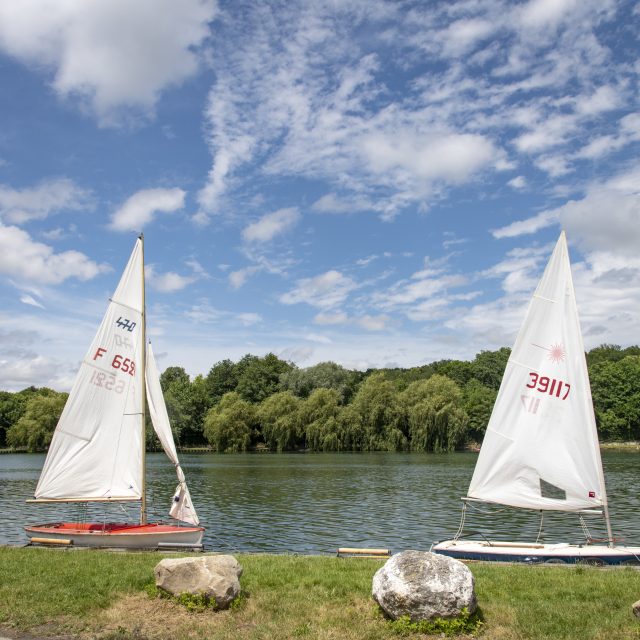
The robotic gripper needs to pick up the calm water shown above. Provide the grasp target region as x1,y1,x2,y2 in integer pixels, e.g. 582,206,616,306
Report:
1,451,638,554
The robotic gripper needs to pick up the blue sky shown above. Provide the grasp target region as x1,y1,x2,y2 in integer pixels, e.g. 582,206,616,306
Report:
0,0,639,391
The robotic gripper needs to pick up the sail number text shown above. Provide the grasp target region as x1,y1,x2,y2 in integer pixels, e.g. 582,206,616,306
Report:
89,370,125,394
93,348,136,376
116,317,136,332
526,372,570,400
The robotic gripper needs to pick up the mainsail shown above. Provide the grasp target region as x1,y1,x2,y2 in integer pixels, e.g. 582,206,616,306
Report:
35,237,199,526
145,342,200,525
467,232,607,512
35,240,144,501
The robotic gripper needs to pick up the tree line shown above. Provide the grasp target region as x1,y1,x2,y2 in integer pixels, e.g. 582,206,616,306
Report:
2,344,640,453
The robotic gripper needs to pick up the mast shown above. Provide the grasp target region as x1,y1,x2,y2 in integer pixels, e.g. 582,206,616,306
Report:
139,233,147,525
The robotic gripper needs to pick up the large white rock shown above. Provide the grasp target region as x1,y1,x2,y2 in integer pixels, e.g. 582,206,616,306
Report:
372,550,476,620
155,555,242,609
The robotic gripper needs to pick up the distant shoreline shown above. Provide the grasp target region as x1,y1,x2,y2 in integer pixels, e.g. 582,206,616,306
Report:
2,442,639,455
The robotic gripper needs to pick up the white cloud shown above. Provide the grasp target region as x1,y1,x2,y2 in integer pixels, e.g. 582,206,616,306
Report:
0,0,217,125
441,18,496,58
356,314,389,331
356,255,378,267
374,269,467,308
574,112,640,160
229,266,260,289
280,270,357,309
145,264,196,293
313,312,349,325
492,210,558,239
310,312,388,332
508,176,527,190
110,188,185,232
20,294,45,309
493,165,640,250
360,132,497,184
237,312,262,326
304,333,333,344
242,207,300,243
193,0,631,224
519,0,581,30
0,178,91,224
557,190,640,258
0,223,108,284
0,354,62,390
311,193,371,214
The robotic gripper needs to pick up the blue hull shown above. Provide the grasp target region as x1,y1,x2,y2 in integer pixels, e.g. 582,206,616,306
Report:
435,547,640,566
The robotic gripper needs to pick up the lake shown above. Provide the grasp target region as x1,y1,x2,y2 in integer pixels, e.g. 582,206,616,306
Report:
1,451,639,554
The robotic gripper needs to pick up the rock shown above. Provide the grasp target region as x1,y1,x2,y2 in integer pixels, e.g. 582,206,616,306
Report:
154,555,242,609
632,600,640,619
372,550,476,621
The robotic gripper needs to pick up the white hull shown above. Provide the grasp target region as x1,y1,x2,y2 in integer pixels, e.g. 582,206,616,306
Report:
433,539,640,565
25,522,204,549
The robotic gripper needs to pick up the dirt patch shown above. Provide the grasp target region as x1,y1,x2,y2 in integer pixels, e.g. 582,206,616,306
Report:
83,593,241,640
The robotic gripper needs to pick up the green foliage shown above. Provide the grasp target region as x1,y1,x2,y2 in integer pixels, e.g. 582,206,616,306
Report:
257,391,302,451
471,348,510,390
0,389,30,447
204,392,256,452
279,361,359,402
388,608,483,636
586,344,640,367
350,374,407,451
236,353,294,403
431,359,475,387
401,375,468,453
590,355,640,441
158,368,211,446
1,343,638,452
205,358,239,404
462,379,496,441
300,388,344,451
156,588,219,612
6,390,68,451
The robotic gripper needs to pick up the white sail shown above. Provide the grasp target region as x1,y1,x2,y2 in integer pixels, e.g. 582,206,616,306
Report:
35,240,144,500
467,232,606,511
145,342,200,525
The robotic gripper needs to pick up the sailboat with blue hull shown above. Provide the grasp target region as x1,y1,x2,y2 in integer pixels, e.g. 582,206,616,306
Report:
433,232,640,565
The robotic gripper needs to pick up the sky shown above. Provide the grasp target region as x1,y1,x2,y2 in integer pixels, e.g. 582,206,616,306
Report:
0,0,639,391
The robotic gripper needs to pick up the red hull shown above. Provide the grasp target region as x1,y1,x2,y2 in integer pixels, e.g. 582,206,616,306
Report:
25,521,204,548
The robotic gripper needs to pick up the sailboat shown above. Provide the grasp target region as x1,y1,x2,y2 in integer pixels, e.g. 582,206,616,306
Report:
25,235,204,549
433,232,640,565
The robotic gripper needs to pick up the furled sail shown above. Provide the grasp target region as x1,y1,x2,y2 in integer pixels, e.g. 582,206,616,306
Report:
467,232,606,511
35,240,144,500
145,342,200,525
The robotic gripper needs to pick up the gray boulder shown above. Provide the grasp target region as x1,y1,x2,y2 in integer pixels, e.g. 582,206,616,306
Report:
155,555,242,609
372,550,476,621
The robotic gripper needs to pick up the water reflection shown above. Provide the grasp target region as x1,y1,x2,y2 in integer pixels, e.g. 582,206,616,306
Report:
1,451,638,554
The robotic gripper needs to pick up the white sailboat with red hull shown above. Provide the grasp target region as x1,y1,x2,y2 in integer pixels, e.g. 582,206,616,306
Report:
26,236,204,549
433,232,640,565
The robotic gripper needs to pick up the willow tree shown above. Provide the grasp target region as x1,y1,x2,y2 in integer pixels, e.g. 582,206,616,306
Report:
401,374,468,452
298,388,344,451
349,373,407,451
6,391,68,452
204,392,255,452
257,391,302,451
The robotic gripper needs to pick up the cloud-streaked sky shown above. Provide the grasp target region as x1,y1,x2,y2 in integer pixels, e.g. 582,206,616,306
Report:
0,0,639,390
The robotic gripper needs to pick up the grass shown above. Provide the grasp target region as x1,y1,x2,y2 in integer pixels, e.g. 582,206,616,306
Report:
1,547,640,639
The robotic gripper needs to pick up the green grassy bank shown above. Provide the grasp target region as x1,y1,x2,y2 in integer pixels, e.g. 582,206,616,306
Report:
1,547,639,639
